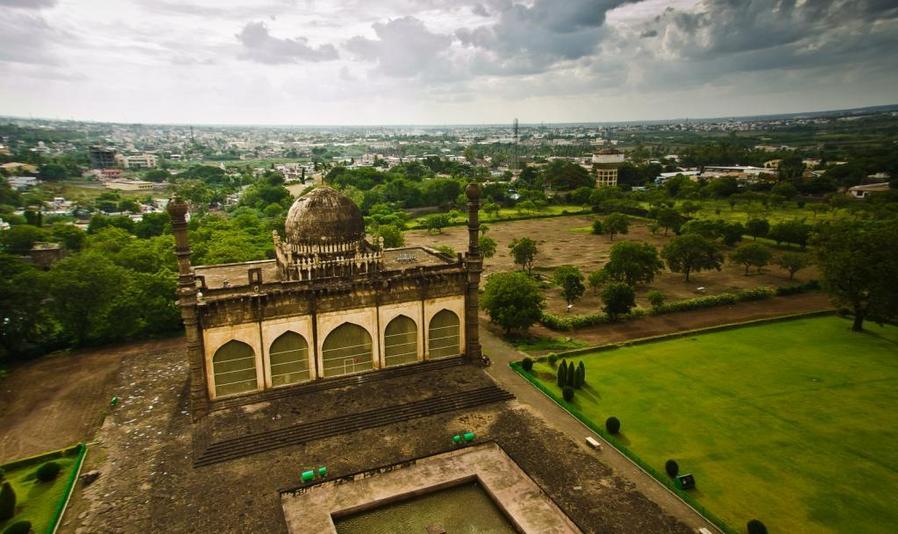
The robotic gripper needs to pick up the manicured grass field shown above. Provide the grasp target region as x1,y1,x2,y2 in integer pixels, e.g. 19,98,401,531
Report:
527,316,898,533
0,446,84,533
408,204,590,229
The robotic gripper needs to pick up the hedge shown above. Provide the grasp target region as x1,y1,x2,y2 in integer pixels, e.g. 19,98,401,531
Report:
541,282,820,331
510,361,736,534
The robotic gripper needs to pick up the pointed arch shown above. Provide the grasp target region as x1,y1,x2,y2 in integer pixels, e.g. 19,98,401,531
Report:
269,331,310,387
384,315,418,367
428,309,460,359
212,340,258,397
322,323,374,377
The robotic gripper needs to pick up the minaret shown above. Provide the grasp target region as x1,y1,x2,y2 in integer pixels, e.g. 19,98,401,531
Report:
464,182,483,362
167,197,209,420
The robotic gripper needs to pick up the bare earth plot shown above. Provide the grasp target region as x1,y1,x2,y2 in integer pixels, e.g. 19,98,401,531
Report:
404,214,819,314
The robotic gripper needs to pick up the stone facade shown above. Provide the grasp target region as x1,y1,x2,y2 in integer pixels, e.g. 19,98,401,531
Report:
168,185,482,419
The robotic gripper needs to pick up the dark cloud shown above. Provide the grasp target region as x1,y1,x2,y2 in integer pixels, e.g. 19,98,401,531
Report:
0,0,56,8
455,0,631,75
236,21,338,64
345,16,452,78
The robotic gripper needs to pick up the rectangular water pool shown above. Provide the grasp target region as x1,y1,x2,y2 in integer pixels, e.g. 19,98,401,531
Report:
333,479,518,534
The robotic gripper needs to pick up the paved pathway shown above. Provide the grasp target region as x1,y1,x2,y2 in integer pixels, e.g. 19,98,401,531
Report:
481,323,721,532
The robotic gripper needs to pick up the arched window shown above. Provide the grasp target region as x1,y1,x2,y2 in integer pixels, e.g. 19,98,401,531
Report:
384,316,418,367
212,340,258,397
269,332,310,387
428,310,460,359
322,323,373,377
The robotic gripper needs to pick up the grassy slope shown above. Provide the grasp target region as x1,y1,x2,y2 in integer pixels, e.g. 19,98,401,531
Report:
0,456,77,533
530,316,898,533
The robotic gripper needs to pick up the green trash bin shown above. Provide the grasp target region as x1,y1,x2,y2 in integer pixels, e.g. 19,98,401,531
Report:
318,466,327,478
452,434,462,444
301,470,315,483
463,431,475,442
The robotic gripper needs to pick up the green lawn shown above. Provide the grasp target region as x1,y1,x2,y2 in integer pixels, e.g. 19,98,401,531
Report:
671,199,846,225
527,316,898,533
0,445,85,534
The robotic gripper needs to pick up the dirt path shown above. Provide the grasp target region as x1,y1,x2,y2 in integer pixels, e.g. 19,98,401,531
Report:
479,293,834,533
530,292,834,350
0,337,184,463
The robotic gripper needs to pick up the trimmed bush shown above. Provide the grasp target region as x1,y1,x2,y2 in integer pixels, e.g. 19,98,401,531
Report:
35,461,61,482
521,357,534,372
3,521,32,534
576,361,586,388
647,290,666,309
562,386,575,402
605,416,621,434
557,360,567,387
747,519,768,534
0,481,15,521
547,353,558,367
566,361,576,387
665,459,679,478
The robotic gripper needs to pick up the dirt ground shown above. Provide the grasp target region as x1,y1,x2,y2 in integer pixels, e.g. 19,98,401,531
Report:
404,215,819,315
510,292,834,351
0,337,183,463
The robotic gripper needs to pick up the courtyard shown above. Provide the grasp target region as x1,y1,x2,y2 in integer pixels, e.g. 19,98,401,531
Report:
524,315,898,533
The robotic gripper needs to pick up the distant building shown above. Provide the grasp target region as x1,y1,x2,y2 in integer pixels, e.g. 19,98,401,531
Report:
104,179,161,191
848,182,890,199
592,148,625,188
29,242,65,269
89,146,118,169
0,162,38,174
6,176,40,190
116,153,159,169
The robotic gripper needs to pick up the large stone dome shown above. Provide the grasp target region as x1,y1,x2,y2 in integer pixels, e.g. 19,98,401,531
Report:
284,186,365,245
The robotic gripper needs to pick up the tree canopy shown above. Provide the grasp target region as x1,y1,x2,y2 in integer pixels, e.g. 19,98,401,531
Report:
481,271,545,334
662,234,724,282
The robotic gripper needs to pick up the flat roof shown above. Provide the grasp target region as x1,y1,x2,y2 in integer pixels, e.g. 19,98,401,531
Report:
193,247,456,291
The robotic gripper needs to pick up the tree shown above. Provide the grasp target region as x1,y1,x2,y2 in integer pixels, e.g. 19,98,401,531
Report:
601,282,636,320
374,224,404,248
576,361,586,388
814,220,898,331
661,234,723,282
746,218,770,240
479,235,497,258
603,241,663,286
38,163,68,181
588,270,607,295
591,219,604,235
603,213,629,241
0,481,15,521
423,213,451,234
482,201,500,219
1,224,47,253
655,207,683,235
553,265,585,305
769,220,812,249
509,237,538,274
730,242,772,275
776,252,809,280
481,271,545,334
747,520,768,534
557,360,567,387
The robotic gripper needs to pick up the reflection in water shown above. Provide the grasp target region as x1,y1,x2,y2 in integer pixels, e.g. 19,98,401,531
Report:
334,480,517,534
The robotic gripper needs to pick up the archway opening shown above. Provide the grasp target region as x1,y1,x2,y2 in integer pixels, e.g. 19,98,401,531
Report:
384,315,418,367
212,340,258,397
428,310,460,359
270,331,310,386
322,323,374,377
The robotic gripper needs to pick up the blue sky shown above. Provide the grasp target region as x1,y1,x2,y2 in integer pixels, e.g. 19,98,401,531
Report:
1,0,896,125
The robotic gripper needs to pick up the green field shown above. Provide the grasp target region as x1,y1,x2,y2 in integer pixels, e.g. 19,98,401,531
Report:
673,199,845,225
0,445,85,533
526,316,898,533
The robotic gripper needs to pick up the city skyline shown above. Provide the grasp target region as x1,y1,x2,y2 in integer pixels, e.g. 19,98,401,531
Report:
2,0,897,125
